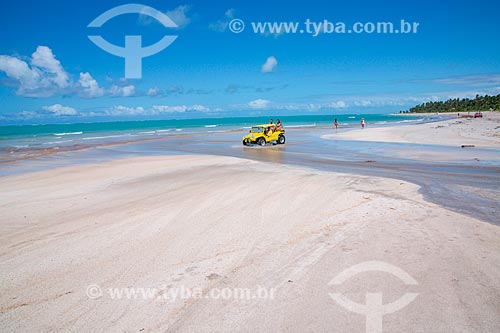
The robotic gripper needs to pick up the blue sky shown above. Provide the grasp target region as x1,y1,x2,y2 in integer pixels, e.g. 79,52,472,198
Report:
1,0,499,123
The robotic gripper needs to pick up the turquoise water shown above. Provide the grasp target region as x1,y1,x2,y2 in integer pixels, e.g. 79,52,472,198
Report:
0,114,437,151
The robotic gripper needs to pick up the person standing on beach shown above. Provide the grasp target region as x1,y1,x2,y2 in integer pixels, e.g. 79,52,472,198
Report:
270,119,274,125
361,118,365,129
334,118,338,131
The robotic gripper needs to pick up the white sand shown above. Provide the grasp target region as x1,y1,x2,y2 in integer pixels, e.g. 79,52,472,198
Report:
324,112,500,148
1,155,499,331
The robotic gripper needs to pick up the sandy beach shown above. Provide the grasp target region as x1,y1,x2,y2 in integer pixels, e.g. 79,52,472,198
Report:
1,145,500,331
325,112,500,148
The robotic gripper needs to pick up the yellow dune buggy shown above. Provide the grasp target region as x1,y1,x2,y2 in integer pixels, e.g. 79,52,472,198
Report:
242,124,286,146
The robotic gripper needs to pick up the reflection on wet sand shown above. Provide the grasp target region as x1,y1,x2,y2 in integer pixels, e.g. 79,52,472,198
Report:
242,144,286,164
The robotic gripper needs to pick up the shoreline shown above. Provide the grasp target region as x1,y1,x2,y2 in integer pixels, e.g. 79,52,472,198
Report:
0,115,446,166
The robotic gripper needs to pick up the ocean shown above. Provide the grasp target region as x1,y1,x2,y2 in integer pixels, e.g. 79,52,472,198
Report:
0,114,436,153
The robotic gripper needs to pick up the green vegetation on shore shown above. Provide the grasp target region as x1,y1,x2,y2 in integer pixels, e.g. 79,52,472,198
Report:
405,94,500,113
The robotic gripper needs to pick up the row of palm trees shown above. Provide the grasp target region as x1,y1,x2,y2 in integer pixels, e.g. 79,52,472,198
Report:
407,94,500,113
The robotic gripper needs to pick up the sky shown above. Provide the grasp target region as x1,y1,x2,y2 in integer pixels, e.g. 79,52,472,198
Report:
0,0,499,124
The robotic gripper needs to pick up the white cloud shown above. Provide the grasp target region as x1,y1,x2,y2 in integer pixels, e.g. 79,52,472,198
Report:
138,5,191,28
108,105,145,115
147,86,162,96
325,101,347,109
165,5,191,27
286,101,347,111
106,104,211,116
225,9,235,18
248,99,270,109
121,85,135,96
0,56,40,92
31,46,69,88
409,73,500,87
208,8,235,32
0,46,70,97
261,56,278,73
78,72,104,98
18,110,41,120
353,100,372,107
0,47,141,99
79,76,137,98
152,104,210,113
152,105,188,113
110,84,135,97
42,104,78,116
190,104,210,112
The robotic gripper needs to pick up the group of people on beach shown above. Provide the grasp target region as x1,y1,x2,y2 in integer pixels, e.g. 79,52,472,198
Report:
333,118,365,131
265,117,367,133
266,119,283,135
